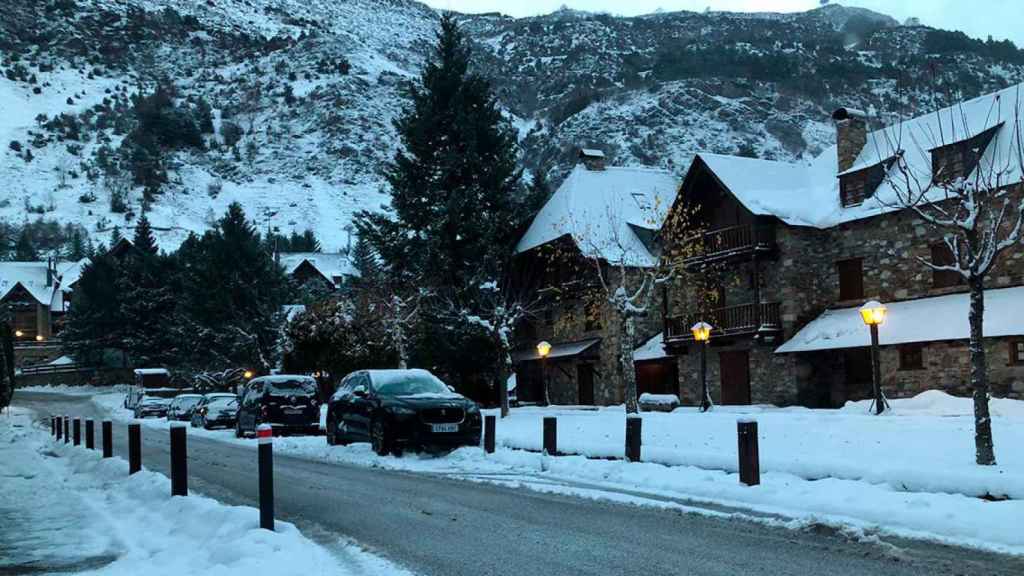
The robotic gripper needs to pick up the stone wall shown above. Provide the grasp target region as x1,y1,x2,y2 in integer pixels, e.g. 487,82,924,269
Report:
675,341,803,406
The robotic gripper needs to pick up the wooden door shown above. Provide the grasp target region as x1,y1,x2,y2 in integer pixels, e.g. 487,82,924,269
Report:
719,350,751,405
577,364,594,405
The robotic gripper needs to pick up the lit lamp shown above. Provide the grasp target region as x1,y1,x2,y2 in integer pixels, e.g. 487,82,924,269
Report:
536,341,552,407
243,370,254,380
35,334,44,342
14,330,23,338
691,322,713,412
859,300,889,415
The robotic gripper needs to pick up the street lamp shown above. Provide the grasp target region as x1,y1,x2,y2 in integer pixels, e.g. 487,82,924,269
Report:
14,330,23,338
243,370,254,380
859,300,889,415
691,322,713,412
536,341,551,407
35,334,44,343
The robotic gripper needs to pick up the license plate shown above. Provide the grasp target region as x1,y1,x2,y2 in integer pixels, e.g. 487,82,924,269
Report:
284,408,303,415
431,423,458,433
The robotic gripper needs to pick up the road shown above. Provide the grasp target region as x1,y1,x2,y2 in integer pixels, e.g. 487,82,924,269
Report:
13,392,1024,576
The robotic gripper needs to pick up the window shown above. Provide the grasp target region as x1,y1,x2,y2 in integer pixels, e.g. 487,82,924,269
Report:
1011,340,1024,365
930,243,964,289
840,173,868,207
837,258,864,301
931,125,1000,184
899,345,924,371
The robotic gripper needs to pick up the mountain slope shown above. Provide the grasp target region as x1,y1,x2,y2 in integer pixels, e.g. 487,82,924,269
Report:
1,1,1022,253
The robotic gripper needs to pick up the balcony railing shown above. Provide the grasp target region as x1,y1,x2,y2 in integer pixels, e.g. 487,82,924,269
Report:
682,224,775,265
665,302,782,342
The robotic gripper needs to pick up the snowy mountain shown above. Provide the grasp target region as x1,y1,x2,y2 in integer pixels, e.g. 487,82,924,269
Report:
2,0,1023,252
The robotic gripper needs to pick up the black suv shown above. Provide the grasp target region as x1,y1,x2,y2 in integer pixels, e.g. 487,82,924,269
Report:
325,369,481,456
236,375,320,437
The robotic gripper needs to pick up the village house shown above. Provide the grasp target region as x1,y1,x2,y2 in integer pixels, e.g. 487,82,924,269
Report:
659,84,1024,407
277,251,356,294
510,149,680,405
0,258,86,342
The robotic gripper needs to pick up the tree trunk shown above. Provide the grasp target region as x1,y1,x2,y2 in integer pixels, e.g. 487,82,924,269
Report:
621,313,639,414
394,317,407,370
968,275,996,466
499,350,511,418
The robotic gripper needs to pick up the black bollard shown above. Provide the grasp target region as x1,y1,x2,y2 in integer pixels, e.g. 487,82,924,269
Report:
102,421,112,458
85,420,95,450
128,423,141,474
737,419,760,486
625,416,642,463
56,416,63,441
51,416,56,436
484,415,496,454
257,425,274,531
543,416,557,456
73,419,81,446
63,417,70,444
170,424,187,496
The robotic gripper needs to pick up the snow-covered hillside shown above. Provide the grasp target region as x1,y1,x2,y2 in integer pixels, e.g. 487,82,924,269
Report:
2,0,1023,252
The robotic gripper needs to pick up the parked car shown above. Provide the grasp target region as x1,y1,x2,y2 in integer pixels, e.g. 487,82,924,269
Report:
133,396,170,419
325,369,482,456
235,375,320,437
166,394,204,421
190,393,238,428
192,396,240,430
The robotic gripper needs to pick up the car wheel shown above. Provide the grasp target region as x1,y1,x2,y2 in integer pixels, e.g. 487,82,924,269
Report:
370,418,391,457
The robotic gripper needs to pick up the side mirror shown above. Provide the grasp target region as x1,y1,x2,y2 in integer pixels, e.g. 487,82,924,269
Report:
353,385,367,398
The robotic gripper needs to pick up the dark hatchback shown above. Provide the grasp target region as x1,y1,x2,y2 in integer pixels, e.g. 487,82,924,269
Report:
166,394,204,421
236,375,320,437
193,396,239,430
325,369,481,456
133,396,170,419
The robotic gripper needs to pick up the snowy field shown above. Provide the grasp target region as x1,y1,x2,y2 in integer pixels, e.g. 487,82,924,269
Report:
0,406,409,576
87,391,1024,555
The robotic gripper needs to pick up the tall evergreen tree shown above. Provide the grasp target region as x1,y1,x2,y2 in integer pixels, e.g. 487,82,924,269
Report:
132,214,159,255
14,228,37,261
109,226,122,247
62,253,126,364
354,13,524,290
66,228,88,261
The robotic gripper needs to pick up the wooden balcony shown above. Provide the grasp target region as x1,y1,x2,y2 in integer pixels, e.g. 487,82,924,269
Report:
665,302,782,342
682,224,775,267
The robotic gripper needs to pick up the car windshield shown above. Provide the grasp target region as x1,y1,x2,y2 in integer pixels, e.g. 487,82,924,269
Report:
143,397,168,405
177,397,202,408
209,398,238,409
373,372,451,397
266,379,316,395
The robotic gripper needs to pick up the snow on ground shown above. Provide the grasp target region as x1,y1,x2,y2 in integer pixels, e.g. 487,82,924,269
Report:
17,384,123,395
0,406,409,576
89,390,1024,555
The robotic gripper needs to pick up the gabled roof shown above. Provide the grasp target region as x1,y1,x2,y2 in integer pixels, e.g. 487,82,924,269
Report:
515,164,680,266
688,82,1024,229
278,252,356,285
0,259,91,311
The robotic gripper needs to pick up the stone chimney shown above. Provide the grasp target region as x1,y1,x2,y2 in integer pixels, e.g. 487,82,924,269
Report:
832,107,867,173
45,257,53,287
579,148,606,171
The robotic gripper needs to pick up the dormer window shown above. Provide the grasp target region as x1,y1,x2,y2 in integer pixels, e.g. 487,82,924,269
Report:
931,124,1001,184
839,161,888,208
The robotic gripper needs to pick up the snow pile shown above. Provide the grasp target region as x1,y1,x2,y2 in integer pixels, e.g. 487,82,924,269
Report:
16,384,122,395
0,407,373,576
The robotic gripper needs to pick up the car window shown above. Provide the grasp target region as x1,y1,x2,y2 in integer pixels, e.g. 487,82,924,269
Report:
209,397,238,409
266,379,316,395
371,372,450,397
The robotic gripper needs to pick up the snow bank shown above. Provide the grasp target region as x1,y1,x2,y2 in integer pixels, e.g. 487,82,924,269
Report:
0,407,396,576
16,384,123,395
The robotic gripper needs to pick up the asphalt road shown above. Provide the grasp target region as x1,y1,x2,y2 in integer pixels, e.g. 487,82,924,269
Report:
13,392,1024,576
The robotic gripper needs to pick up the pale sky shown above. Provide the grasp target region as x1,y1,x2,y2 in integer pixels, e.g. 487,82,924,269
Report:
423,0,1024,46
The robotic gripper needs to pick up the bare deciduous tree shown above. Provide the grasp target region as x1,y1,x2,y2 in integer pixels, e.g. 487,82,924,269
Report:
876,86,1024,466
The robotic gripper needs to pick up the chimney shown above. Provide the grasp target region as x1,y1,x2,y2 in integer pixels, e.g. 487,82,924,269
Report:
579,148,606,171
45,257,53,287
832,107,867,173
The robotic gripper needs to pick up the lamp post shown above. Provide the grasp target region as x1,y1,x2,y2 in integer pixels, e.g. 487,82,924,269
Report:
859,300,889,415
691,322,713,412
536,341,552,407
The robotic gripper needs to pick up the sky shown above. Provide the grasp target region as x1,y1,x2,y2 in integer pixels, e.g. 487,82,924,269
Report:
421,0,1024,46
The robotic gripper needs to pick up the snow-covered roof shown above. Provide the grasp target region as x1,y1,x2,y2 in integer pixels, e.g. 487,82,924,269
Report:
634,332,670,362
134,368,170,376
775,286,1024,353
0,259,84,311
692,82,1024,229
515,164,680,266
580,148,605,158
278,252,356,285
512,338,601,362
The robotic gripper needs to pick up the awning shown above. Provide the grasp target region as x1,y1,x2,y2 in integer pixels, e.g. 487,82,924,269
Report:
634,332,670,362
513,338,601,362
775,286,1024,354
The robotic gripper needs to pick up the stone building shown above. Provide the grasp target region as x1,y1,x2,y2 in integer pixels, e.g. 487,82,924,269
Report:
510,149,680,405
659,84,1024,407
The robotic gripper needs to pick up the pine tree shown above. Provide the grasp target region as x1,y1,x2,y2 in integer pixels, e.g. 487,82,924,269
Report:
14,228,37,261
62,253,126,364
133,214,158,255
354,13,524,290
109,226,122,247
66,229,88,261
